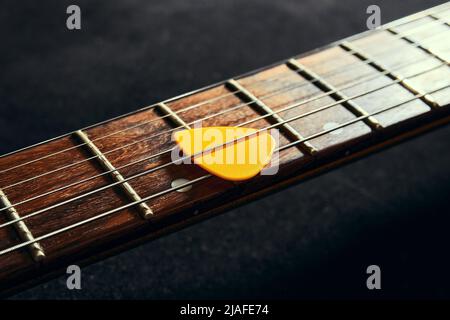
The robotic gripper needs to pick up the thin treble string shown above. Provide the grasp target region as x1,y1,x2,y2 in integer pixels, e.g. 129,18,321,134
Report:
0,14,447,175
1,83,448,257
2,38,447,194
3,22,449,193
1,59,447,227
1,50,448,213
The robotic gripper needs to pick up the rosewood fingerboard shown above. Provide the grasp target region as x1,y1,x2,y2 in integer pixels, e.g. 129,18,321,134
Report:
0,3,450,295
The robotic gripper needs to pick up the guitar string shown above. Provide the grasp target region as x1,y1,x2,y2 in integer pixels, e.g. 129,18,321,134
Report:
0,12,447,175
0,59,448,229
0,83,448,257
2,23,448,192
0,50,448,214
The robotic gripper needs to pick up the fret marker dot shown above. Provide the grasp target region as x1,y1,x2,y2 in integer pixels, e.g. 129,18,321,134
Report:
171,178,192,193
323,122,343,135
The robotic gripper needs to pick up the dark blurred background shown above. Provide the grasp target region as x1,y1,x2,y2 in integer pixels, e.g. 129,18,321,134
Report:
1,0,450,299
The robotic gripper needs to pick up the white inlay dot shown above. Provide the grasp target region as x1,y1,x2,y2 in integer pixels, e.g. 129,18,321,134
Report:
171,178,192,193
323,122,344,135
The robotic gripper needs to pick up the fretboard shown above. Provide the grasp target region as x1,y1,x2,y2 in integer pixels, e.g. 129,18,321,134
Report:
0,3,449,295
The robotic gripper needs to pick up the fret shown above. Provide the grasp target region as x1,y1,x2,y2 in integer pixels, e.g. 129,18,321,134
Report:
347,30,444,77
0,189,45,262
236,64,372,153
334,66,446,129
84,107,174,172
164,83,305,165
386,28,448,64
74,130,153,219
340,41,440,109
429,8,450,25
424,12,450,54
338,23,450,113
401,65,450,108
83,85,248,213
295,46,385,91
225,78,318,155
291,45,432,129
388,13,450,64
0,132,133,259
385,13,450,108
286,58,382,130
155,102,191,129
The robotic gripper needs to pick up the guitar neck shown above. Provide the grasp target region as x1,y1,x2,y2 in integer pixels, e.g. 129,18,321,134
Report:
0,3,449,295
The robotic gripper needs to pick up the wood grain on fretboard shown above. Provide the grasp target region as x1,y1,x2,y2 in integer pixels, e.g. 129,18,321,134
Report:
0,4,449,294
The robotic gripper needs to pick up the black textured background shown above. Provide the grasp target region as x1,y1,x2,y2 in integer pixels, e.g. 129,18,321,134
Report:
1,0,450,299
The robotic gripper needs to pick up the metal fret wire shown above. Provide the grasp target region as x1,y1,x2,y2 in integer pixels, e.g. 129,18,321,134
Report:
0,7,448,174
1,82,448,257
1,52,448,214
0,58,448,229
2,18,449,192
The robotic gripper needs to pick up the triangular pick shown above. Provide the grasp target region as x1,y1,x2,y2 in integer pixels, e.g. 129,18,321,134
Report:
173,127,276,181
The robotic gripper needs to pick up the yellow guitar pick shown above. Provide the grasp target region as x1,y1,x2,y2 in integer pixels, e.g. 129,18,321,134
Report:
173,127,276,181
